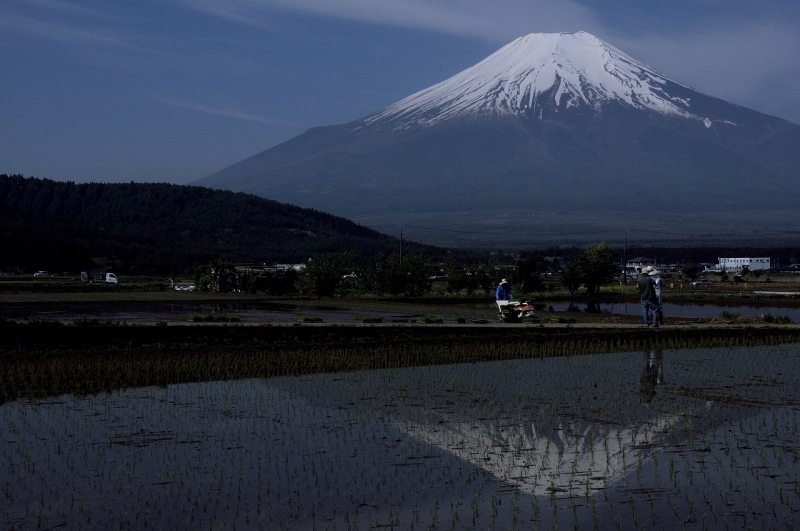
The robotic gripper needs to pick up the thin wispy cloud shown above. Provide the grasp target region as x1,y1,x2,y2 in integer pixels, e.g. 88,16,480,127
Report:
0,11,164,56
181,0,602,42
8,0,103,17
615,21,800,119
159,97,297,125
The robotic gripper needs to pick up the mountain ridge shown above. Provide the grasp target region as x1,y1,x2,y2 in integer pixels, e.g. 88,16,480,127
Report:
0,175,434,272
196,32,800,240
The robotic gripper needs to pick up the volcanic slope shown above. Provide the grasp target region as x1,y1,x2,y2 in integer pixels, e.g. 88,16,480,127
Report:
197,31,800,235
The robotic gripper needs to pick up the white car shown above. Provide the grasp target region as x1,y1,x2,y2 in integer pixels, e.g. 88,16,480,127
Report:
33,271,49,277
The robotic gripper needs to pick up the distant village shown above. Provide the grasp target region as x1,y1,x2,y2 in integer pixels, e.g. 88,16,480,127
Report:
6,255,800,285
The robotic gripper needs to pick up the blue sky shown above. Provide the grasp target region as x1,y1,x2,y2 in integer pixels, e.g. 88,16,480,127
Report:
2,0,800,184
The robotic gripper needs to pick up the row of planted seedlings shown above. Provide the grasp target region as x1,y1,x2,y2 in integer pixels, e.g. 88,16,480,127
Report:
3,328,800,405
2,343,800,529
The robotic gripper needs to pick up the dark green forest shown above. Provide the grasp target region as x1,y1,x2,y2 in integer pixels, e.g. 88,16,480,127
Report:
0,175,436,273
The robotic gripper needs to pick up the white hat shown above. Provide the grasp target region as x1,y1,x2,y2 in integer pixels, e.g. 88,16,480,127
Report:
500,279,509,284
643,266,653,273
648,268,659,276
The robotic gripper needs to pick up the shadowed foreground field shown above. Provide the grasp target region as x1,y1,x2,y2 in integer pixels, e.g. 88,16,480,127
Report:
3,324,800,405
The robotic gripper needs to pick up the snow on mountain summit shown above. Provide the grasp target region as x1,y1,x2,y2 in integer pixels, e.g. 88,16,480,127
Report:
362,31,700,129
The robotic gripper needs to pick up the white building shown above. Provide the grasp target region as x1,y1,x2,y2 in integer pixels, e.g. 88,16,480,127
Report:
717,257,770,272
625,257,655,275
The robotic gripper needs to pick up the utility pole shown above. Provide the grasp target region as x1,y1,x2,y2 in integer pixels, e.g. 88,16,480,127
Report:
170,213,176,288
400,227,403,265
622,230,628,286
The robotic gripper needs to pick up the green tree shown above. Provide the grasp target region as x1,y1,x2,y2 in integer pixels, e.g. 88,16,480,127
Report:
402,254,432,297
358,253,389,298
302,253,352,297
444,257,469,295
682,264,700,280
195,258,239,292
558,243,617,296
515,256,546,293
559,263,583,295
576,242,617,296
358,252,431,297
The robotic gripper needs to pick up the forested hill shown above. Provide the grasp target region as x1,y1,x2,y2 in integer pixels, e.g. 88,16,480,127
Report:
0,175,432,273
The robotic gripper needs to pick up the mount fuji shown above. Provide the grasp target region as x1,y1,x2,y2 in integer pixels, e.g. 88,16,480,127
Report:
196,32,800,241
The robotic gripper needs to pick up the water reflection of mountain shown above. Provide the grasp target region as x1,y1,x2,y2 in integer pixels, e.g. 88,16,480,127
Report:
288,347,799,498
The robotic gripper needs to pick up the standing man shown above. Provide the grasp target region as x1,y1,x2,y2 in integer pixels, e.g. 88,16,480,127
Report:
637,269,659,327
495,279,513,301
648,267,664,325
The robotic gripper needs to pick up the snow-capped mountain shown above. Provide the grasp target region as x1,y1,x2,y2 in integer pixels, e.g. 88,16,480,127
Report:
362,31,700,128
196,32,800,241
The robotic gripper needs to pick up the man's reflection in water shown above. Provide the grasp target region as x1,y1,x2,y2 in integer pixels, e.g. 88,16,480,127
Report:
640,350,664,407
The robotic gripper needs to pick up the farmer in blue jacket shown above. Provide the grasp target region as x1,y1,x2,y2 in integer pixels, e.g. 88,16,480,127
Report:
495,279,513,300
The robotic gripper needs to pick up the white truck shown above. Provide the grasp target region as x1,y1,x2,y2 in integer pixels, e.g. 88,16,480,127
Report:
81,270,118,284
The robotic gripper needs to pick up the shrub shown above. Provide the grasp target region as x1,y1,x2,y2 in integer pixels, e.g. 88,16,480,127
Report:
416,316,444,324
298,315,323,323
452,316,467,324
719,310,742,321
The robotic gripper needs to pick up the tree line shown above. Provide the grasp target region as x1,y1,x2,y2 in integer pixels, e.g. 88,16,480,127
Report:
193,243,619,298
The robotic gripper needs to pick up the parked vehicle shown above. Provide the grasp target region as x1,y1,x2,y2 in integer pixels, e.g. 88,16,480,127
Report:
33,271,49,277
690,279,712,286
174,284,195,291
81,270,118,284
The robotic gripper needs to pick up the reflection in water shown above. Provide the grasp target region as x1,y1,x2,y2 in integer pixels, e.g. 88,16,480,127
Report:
2,346,800,530
639,350,664,407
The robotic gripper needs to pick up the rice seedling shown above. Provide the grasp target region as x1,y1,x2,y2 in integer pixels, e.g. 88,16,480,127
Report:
760,312,794,324
718,310,742,320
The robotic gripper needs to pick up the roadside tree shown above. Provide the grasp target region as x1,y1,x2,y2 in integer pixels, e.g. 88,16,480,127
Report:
558,243,617,296
302,253,352,297
682,264,700,280
576,242,617,296
559,263,583,295
195,258,239,292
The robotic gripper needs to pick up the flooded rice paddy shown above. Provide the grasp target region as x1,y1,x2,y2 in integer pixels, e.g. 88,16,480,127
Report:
2,345,800,530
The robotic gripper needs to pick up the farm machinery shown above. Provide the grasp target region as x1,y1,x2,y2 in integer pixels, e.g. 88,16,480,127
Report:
495,300,536,323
